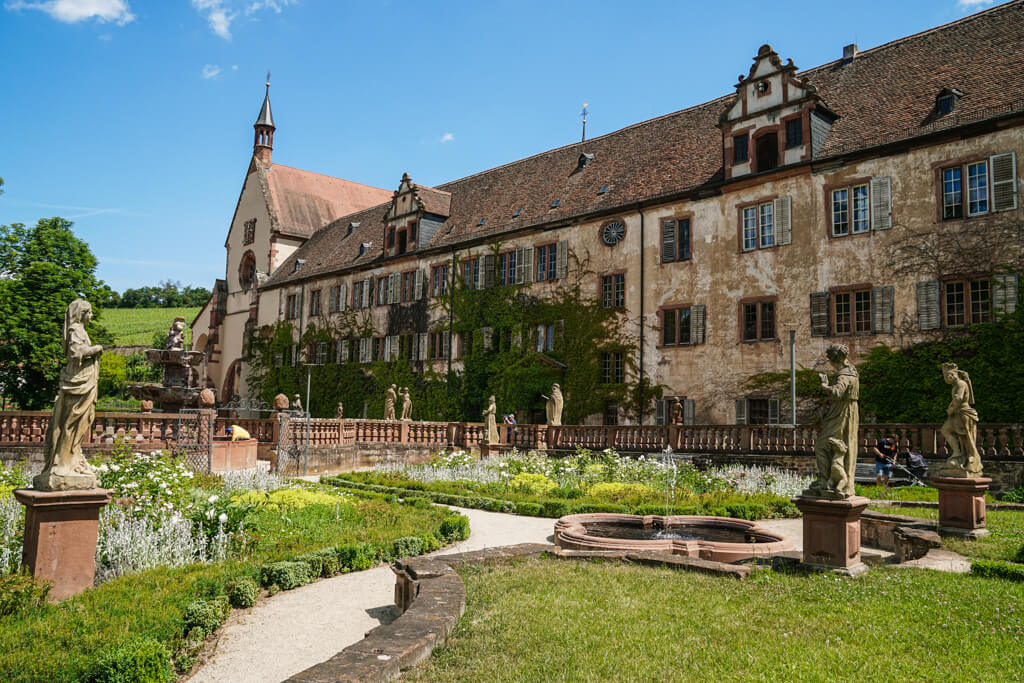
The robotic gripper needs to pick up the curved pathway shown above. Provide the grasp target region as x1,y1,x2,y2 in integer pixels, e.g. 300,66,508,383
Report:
189,507,554,683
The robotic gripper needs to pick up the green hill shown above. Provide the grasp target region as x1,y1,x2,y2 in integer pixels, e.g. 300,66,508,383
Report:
99,307,201,346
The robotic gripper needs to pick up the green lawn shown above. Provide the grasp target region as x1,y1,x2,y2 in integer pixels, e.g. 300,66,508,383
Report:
99,306,201,346
408,558,1024,682
0,497,452,683
870,505,1024,563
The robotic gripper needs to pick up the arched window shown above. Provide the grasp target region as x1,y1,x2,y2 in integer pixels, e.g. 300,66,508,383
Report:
238,250,257,290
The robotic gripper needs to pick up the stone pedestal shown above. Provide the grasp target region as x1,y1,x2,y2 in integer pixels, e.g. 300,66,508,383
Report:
792,495,870,576
932,476,991,538
13,488,112,601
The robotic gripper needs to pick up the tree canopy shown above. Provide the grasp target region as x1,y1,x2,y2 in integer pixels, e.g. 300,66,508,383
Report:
0,217,111,409
99,280,211,308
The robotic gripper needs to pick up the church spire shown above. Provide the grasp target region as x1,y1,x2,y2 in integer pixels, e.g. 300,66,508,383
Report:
253,74,275,167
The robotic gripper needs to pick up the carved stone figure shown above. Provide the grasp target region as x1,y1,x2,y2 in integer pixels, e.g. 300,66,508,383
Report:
292,394,303,414
33,299,102,491
670,398,684,425
484,395,499,445
400,387,412,421
940,362,983,477
384,384,397,421
140,400,154,413
199,388,216,408
804,344,860,499
336,402,344,420
165,317,186,350
545,383,564,426
273,393,290,411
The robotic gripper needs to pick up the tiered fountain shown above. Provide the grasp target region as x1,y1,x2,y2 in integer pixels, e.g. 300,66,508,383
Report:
128,317,206,412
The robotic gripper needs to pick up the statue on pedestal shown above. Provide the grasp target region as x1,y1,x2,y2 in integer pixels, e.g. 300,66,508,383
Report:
33,299,102,491
670,397,684,425
273,393,290,411
165,317,185,351
336,402,344,420
384,384,397,421
484,395,499,445
400,387,412,421
940,362,983,477
292,394,303,414
545,383,564,426
804,344,859,500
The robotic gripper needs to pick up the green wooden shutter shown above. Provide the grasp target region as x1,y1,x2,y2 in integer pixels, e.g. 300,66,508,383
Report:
991,152,1018,212
774,196,792,245
872,285,894,334
870,177,892,229
692,304,707,344
810,292,830,337
916,280,941,331
661,219,676,263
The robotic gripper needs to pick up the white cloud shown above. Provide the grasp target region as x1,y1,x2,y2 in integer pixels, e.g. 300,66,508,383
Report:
192,0,234,39
957,0,994,8
440,132,455,143
4,0,135,25
201,64,221,79
231,64,238,70
245,0,295,15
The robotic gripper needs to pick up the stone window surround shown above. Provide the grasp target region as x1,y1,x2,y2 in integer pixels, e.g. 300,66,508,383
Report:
823,175,873,239
659,213,694,265
735,195,779,253
598,268,626,309
931,153,993,222
658,302,695,348
940,271,993,327
828,282,874,336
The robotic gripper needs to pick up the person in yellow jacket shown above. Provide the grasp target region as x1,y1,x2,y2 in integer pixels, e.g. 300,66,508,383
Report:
226,425,250,441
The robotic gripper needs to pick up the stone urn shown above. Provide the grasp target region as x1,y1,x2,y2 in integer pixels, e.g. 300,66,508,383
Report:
273,393,290,411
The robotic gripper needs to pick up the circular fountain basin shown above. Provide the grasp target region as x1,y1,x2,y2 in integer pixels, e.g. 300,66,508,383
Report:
554,513,794,563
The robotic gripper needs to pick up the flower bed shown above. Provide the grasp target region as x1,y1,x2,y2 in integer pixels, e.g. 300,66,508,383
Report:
0,443,468,682
327,448,808,521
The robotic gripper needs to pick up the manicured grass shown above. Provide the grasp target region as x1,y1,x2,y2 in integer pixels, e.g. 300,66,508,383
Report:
99,306,201,346
0,497,451,683
857,484,997,504
407,558,1024,682
871,505,1024,564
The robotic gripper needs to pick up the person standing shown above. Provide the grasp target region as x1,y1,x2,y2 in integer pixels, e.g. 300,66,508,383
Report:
872,436,897,487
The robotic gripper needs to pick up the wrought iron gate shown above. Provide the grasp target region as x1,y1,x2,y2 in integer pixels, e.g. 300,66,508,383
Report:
276,410,309,476
177,408,213,473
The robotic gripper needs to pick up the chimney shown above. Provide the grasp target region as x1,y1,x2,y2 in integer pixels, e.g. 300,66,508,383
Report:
842,43,858,63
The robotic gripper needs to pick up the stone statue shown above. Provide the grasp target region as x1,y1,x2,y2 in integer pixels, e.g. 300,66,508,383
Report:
292,394,303,414
198,388,216,408
804,344,860,499
940,362,983,477
384,384,397,421
670,397,684,425
273,393,289,411
336,402,344,420
545,383,564,426
400,387,412,421
484,395,499,445
33,299,102,491
165,316,185,351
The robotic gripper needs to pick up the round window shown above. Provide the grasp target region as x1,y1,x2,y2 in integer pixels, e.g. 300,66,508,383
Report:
238,251,256,290
601,220,626,246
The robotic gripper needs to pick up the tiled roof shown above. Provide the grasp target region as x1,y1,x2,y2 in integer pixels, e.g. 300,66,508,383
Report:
261,163,392,239
264,1,1024,288
413,185,452,217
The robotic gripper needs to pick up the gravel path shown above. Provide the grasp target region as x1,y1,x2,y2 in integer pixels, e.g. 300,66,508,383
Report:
188,507,554,683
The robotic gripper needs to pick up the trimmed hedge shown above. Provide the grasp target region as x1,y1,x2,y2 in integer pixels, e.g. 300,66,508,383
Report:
86,637,174,683
227,578,259,609
260,561,312,590
971,559,1024,582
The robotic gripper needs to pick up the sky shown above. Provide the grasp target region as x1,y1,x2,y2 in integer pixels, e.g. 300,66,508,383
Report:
0,0,1004,293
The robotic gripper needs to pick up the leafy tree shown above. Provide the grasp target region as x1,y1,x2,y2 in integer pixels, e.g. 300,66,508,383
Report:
116,280,211,308
0,217,110,408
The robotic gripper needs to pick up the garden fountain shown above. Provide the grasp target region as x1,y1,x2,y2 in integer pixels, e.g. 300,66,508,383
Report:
128,317,205,412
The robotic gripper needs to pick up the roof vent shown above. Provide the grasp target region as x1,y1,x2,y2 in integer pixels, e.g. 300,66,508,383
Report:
358,242,371,256
576,152,595,171
598,184,610,195
841,43,858,63
293,259,306,273
347,221,360,235
477,218,486,226
513,208,522,218
550,199,561,209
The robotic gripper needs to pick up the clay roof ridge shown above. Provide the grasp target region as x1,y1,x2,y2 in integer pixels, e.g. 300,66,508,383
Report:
799,0,1021,77
266,162,391,193
432,94,735,192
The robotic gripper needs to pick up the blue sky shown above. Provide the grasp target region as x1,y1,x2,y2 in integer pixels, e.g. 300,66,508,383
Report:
0,0,1002,293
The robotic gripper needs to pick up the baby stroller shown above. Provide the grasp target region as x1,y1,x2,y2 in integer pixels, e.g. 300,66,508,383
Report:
894,451,929,487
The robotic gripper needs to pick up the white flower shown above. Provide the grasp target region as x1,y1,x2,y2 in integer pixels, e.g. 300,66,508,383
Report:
110,464,120,472
208,495,219,503
218,513,228,523
206,509,215,520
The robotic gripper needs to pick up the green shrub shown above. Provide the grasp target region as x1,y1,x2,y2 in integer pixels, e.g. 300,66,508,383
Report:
404,496,433,509
420,533,441,553
227,578,259,608
86,636,174,683
541,500,571,518
515,502,543,516
552,486,585,499
971,559,1024,582
336,543,376,572
587,482,660,504
266,584,280,597
260,561,311,590
1002,486,1024,504
571,503,630,514
182,599,226,638
307,548,342,576
297,553,325,578
510,473,557,496
439,515,471,542
393,536,425,558
0,573,50,616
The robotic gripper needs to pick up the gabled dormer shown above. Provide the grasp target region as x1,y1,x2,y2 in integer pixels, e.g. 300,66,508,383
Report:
382,172,451,258
719,45,834,180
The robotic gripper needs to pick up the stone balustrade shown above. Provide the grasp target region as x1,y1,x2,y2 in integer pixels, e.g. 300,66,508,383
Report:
2,410,1023,460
